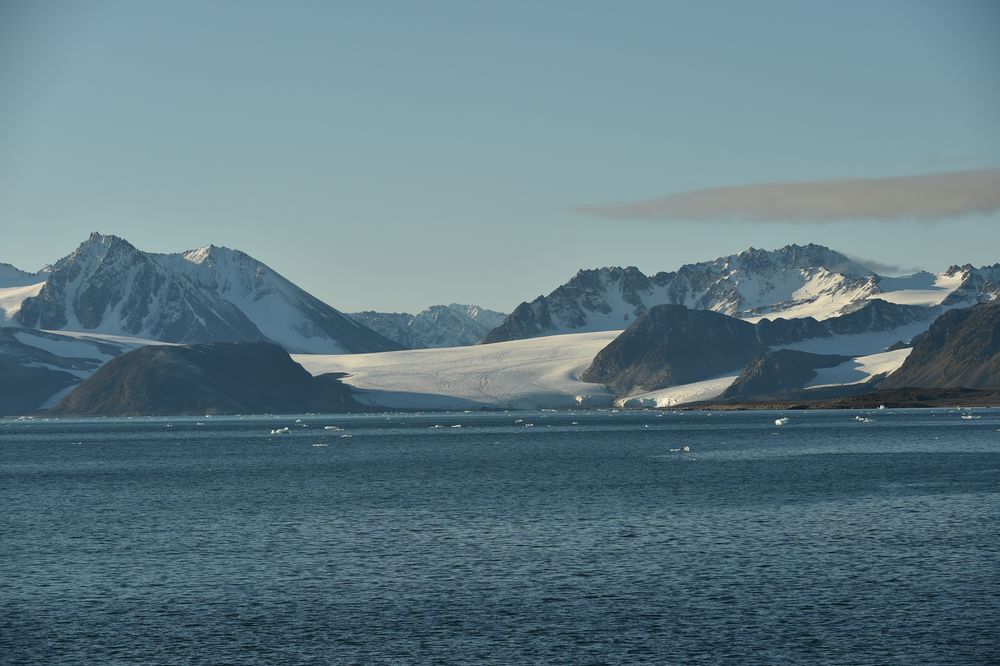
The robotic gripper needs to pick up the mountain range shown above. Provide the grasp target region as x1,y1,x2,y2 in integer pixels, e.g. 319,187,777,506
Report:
3,234,1000,414
481,244,1000,343
349,304,506,349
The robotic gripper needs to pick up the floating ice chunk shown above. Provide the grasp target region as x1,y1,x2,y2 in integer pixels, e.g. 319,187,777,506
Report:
775,417,789,426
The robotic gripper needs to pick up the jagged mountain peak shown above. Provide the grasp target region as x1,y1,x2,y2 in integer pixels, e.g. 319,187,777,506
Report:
58,232,139,263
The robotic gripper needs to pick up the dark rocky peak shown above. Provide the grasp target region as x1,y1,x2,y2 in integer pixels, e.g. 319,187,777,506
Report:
881,302,1000,390
825,298,936,335
580,304,765,394
944,263,975,277
754,316,829,346
720,349,851,401
53,341,359,415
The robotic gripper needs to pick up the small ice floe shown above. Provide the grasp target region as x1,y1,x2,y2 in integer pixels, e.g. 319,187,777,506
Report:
774,417,790,426
451,424,462,428
668,445,691,453
340,433,352,438
295,419,302,423
514,419,524,423
430,424,444,429
571,421,579,425
312,442,328,447
270,427,290,435
855,416,875,423
877,405,886,410
961,414,980,420
196,422,205,426
524,423,534,427
323,425,341,431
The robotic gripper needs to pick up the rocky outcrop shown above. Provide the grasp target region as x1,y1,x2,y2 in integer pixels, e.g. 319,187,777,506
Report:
880,303,1000,389
53,341,359,415
720,350,850,400
580,305,766,395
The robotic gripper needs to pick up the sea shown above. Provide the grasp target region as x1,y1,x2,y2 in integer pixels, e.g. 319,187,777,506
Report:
2,409,998,665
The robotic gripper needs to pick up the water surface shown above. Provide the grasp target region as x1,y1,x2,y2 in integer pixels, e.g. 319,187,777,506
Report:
2,409,998,664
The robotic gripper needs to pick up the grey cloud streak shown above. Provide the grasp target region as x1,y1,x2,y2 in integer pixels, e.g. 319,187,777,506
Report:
575,169,1000,222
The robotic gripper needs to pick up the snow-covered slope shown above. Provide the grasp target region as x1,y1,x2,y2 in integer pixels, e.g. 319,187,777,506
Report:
0,263,48,324
804,348,912,390
0,282,45,323
15,233,401,354
0,327,157,413
350,303,507,348
617,374,741,409
294,330,620,409
483,244,999,343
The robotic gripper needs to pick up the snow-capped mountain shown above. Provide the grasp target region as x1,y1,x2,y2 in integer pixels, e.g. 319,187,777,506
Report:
350,303,507,349
14,233,402,354
483,244,1000,343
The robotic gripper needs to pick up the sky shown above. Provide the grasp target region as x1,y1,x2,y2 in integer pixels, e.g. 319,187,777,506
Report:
2,0,999,313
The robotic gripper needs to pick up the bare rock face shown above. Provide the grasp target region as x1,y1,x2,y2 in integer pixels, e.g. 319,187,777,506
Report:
580,305,767,395
880,303,1000,390
54,341,359,416
720,350,851,401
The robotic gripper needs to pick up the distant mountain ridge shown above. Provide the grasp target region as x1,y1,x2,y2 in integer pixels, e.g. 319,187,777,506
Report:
350,304,507,349
0,263,49,288
15,233,401,354
483,244,1000,343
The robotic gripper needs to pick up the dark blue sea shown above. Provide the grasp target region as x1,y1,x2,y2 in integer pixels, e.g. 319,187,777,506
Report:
2,409,998,665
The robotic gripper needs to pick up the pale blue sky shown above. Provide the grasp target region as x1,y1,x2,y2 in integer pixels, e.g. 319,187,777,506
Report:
2,0,999,312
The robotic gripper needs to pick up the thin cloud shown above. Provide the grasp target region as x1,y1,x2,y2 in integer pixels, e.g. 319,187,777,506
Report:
575,169,1000,222
846,256,924,276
